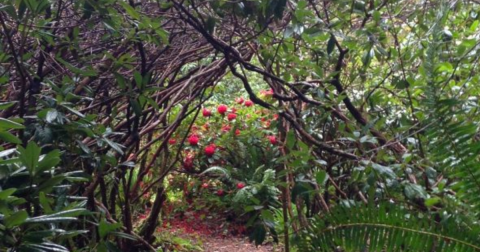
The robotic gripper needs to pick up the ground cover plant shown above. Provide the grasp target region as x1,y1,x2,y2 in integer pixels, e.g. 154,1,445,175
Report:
2,0,480,251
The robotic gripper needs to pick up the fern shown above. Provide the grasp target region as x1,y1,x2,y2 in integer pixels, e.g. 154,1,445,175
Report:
422,1,480,216
297,204,480,252
201,166,231,180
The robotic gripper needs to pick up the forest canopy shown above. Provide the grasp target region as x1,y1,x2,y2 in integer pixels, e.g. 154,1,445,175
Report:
1,0,480,251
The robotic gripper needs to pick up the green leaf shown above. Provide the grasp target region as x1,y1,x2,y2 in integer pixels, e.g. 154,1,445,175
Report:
437,62,453,73
103,138,124,155
0,188,16,200
26,216,77,224
404,183,427,200
37,175,66,192
425,197,441,207
5,210,28,228
133,71,143,90
286,131,296,150
111,231,137,241
327,34,335,55
56,57,97,77
0,131,22,144
249,223,266,246
470,20,479,32
99,220,123,239
206,16,216,34
37,149,61,173
0,118,25,130
0,148,16,158
120,2,140,19
315,170,328,186
46,109,58,123
39,192,53,213
18,141,41,175
60,104,85,118
0,101,16,110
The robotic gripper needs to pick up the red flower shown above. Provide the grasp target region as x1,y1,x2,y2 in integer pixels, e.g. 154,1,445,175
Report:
235,97,244,104
227,113,237,121
273,114,279,120
221,124,231,132
266,88,274,96
168,138,176,145
263,120,271,128
202,108,212,117
237,182,245,189
204,144,216,157
235,129,241,136
244,100,253,107
217,104,228,115
202,183,209,189
267,135,277,145
217,189,224,196
183,157,194,171
188,135,199,146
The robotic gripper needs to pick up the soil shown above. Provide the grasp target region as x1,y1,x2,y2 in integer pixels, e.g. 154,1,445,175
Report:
155,210,283,252
202,236,279,252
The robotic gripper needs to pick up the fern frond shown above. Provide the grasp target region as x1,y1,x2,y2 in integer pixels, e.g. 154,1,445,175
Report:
297,204,480,252
201,166,231,180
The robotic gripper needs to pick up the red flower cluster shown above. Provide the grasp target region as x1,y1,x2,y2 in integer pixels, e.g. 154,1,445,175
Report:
267,135,277,145
168,138,176,145
204,144,216,157
202,108,212,117
217,104,228,115
188,135,199,146
235,97,244,104
227,113,237,121
244,100,253,107
183,155,194,171
221,124,231,132
237,182,245,189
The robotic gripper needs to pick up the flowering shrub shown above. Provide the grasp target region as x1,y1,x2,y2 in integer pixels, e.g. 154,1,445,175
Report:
161,87,282,244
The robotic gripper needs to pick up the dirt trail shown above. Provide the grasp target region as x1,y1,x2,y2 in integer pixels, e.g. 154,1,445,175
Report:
202,236,280,252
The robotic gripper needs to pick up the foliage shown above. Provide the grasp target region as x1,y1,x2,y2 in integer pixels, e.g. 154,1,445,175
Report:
2,0,480,251
298,203,480,252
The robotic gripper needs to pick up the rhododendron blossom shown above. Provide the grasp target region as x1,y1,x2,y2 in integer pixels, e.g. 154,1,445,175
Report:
168,138,176,145
235,97,244,104
237,182,245,189
217,104,228,115
183,156,194,170
244,100,253,107
188,135,199,146
221,124,231,132
267,135,277,145
227,113,237,121
204,144,216,157
202,108,212,117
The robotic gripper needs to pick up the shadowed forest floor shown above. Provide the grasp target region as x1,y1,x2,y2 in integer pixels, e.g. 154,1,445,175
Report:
153,210,283,252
